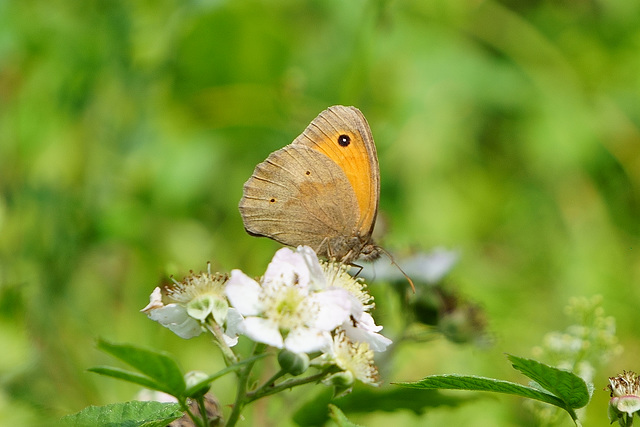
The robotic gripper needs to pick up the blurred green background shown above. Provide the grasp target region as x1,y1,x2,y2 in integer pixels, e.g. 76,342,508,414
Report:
1,0,638,425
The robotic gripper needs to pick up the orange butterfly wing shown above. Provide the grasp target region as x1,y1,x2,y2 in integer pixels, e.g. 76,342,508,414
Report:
292,105,380,238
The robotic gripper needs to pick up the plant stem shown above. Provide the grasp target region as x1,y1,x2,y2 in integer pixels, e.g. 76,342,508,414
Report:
196,395,209,426
257,369,287,393
180,398,206,427
226,343,265,427
206,320,238,365
245,368,334,403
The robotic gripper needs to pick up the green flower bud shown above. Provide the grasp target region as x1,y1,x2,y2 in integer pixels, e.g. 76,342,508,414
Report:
277,349,309,376
323,371,355,398
185,370,211,398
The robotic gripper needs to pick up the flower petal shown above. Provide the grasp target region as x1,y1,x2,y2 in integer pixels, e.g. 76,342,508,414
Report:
242,317,283,348
343,312,392,352
222,308,243,347
310,289,352,330
146,304,203,339
344,326,392,352
141,287,164,313
353,312,383,332
615,395,640,415
297,246,327,290
226,269,263,315
284,327,332,353
264,247,310,288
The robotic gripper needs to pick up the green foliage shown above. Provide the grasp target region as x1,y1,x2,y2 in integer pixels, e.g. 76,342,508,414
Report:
397,354,591,424
91,340,186,396
59,401,183,427
327,404,362,427
507,354,590,410
90,340,264,400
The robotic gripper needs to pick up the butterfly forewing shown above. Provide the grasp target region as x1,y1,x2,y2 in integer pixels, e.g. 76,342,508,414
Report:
239,145,359,257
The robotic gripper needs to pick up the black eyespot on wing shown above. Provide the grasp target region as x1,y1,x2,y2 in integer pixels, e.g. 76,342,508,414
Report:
338,134,350,147
270,198,276,203
305,170,311,175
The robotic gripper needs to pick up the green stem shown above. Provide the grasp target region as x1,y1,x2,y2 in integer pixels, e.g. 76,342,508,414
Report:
206,320,238,365
196,395,209,427
245,368,334,403
180,398,206,427
226,343,265,427
256,369,287,393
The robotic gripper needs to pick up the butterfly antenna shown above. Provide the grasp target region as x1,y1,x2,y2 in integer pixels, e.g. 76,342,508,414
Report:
378,247,415,293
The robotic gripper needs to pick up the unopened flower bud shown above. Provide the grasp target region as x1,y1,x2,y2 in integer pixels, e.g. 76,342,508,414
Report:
323,371,355,398
185,370,210,398
278,349,309,376
324,371,355,388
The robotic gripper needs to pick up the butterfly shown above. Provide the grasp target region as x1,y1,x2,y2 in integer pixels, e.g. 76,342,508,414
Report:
239,105,380,264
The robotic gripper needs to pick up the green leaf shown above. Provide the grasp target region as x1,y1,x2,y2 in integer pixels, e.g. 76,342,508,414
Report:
396,375,568,409
95,339,186,396
89,366,166,392
328,404,362,427
59,401,183,427
507,354,590,408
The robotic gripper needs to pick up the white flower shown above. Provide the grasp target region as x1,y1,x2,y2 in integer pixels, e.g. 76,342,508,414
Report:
141,287,203,339
322,261,392,352
323,331,379,386
296,245,328,290
607,371,640,418
342,310,392,352
225,247,352,353
262,245,316,288
223,308,244,347
141,267,238,345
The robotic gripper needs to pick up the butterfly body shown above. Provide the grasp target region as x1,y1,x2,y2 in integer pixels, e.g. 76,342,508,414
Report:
239,105,380,264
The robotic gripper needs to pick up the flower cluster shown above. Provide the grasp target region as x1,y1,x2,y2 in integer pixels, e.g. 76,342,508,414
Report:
142,246,391,387
526,296,621,424
531,296,621,385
